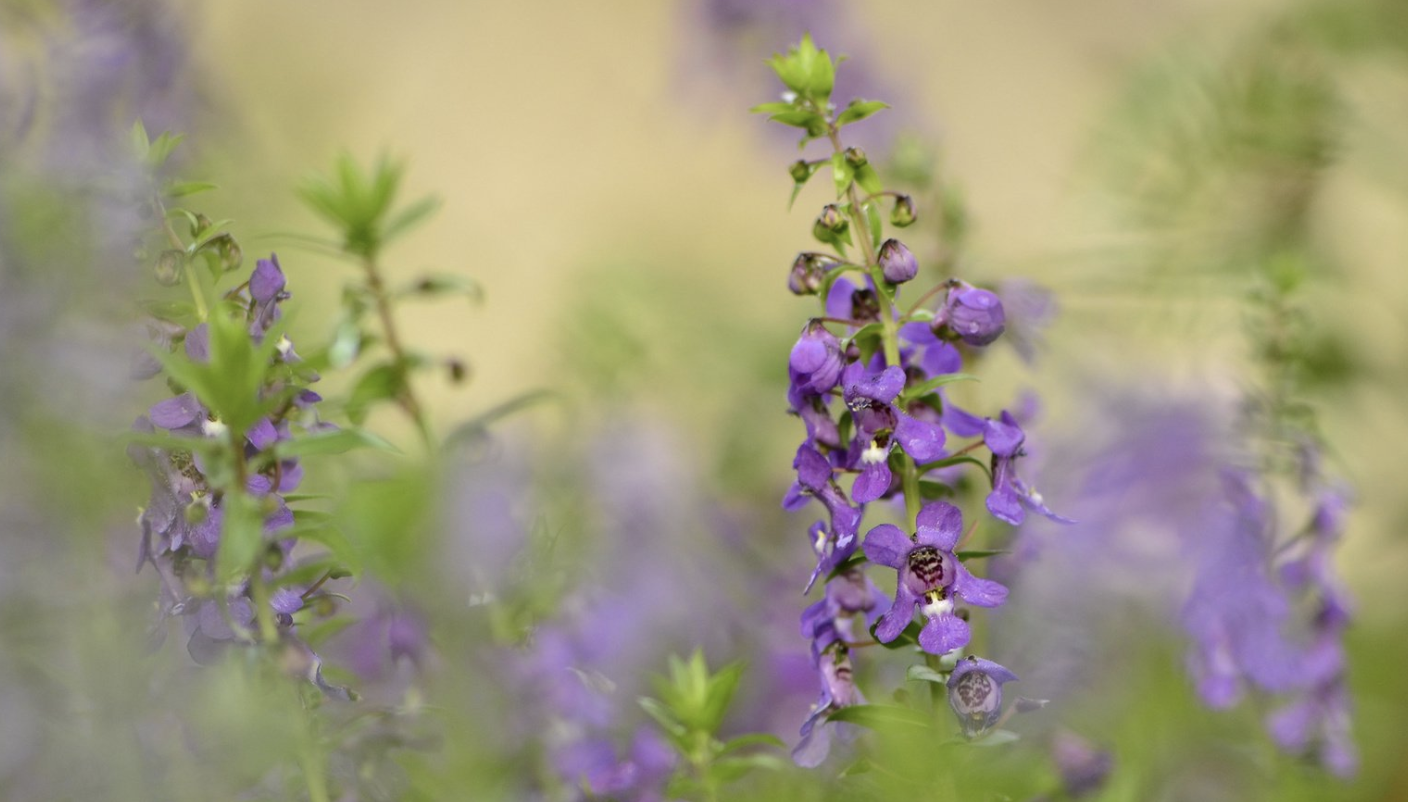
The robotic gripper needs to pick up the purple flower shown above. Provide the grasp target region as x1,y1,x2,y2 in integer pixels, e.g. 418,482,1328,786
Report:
1050,730,1113,797
800,568,888,649
792,641,864,767
984,411,1072,526
863,501,1007,654
788,319,843,401
842,363,946,503
877,238,917,284
938,283,1005,346
784,444,862,548
947,656,1018,738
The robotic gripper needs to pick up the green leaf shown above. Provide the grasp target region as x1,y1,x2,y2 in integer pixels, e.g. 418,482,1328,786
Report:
855,163,884,196
445,389,557,447
968,729,1020,747
166,180,217,198
294,524,364,578
902,373,979,401
765,109,824,131
719,733,786,755
147,132,184,167
638,696,687,740
274,427,398,459
748,101,797,115
906,664,949,685
845,322,885,365
823,552,869,583
216,493,264,580
345,363,405,424
917,479,955,500
836,100,890,127
138,299,197,324
864,200,883,250
130,119,150,160
869,618,923,649
831,152,853,198
826,704,932,732
711,753,787,783
956,548,1010,560
382,195,441,245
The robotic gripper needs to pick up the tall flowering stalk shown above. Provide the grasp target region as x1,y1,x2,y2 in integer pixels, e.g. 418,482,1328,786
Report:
755,36,1068,767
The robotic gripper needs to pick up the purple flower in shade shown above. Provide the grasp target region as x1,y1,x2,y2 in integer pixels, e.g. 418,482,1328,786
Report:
792,641,865,768
249,254,288,336
864,501,1008,654
937,282,1005,347
841,363,946,503
1049,730,1114,797
898,321,962,382
1267,669,1356,778
784,444,862,548
1182,470,1300,707
788,319,843,402
800,568,889,648
983,411,1073,526
825,276,881,326
554,728,674,801
946,656,1018,738
877,238,918,284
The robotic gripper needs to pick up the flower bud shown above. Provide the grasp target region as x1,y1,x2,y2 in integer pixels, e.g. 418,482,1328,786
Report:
789,319,843,395
891,194,917,227
877,239,918,284
154,249,184,286
788,253,835,295
947,656,1018,738
211,233,243,272
941,284,1006,346
789,159,812,184
844,146,868,169
813,204,848,243
190,213,214,238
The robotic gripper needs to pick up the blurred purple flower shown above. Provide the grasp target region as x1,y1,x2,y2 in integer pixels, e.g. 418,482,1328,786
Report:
947,656,1018,738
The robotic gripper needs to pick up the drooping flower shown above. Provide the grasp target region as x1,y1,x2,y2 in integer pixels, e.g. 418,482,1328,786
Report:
792,640,864,767
947,656,1018,737
982,411,1072,526
863,501,1007,654
784,443,862,549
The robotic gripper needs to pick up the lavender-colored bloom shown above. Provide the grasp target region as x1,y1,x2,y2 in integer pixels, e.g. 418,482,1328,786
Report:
784,443,862,547
1050,730,1114,797
984,411,1072,526
864,501,1007,654
842,363,946,503
938,283,1006,347
792,641,864,767
878,238,918,284
947,656,1018,737
1182,470,1300,706
554,729,674,800
788,319,843,401
800,568,888,649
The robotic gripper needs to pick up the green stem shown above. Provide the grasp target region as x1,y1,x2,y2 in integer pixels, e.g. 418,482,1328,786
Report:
825,123,919,527
362,255,434,449
151,194,210,320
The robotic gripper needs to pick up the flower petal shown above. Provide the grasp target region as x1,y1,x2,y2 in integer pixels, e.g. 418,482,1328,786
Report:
896,411,946,463
918,613,970,655
851,460,891,504
954,564,1009,608
149,393,203,430
862,524,910,569
916,501,963,551
874,586,917,643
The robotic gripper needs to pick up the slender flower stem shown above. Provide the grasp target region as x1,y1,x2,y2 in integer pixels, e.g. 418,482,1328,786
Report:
152,195,210,320
825,122,919,527
361,255,434,448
